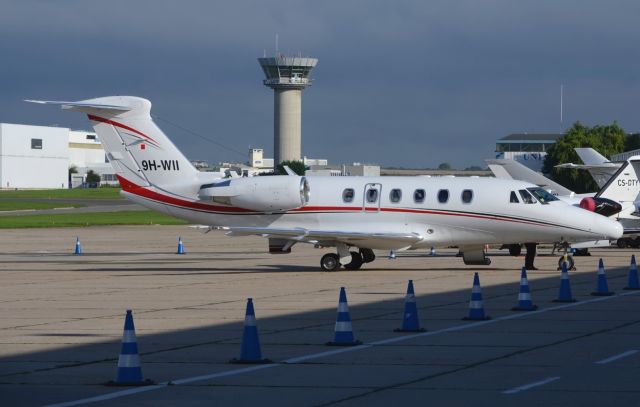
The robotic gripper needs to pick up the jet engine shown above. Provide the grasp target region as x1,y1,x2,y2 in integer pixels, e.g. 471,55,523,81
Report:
198,176,310,212
579,197,622,217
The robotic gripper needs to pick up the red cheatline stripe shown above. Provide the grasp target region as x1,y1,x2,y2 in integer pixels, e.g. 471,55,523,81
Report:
87,114,159,146
116,175,569,229
117,175,254,213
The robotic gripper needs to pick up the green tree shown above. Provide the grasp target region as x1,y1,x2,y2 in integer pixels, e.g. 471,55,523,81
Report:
437,162,452,170
275,160,306,175
625,133,640,152
85,170,101,186
542,122,626,193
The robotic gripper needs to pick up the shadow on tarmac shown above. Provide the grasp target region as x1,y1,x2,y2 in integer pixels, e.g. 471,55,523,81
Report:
0,252,637,406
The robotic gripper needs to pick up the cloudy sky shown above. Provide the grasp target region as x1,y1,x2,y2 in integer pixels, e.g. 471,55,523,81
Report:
1,0,639,168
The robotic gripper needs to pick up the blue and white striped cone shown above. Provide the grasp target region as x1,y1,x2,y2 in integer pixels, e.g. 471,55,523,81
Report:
429,247,436,256
388,250,396,259
395,280,426,332
553,262,576,302
327,287,362,346
109,310,153,386
625,255,640,290
463,273,490,320
176,236,185,255
512,267,538,311
74,236,82,255
591,258,614,296
230,298,271,364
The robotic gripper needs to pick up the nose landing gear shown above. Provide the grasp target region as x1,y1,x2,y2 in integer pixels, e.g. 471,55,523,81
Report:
557,252,576,271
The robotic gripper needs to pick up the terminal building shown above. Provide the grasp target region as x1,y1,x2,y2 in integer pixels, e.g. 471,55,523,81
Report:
495,133,562,172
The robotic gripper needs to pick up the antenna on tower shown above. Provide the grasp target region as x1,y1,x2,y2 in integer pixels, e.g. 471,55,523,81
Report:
275,33,279,56
560,84,564,132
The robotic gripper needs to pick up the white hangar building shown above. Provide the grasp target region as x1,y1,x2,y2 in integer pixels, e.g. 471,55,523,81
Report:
0,123,69,189
0,123,113,189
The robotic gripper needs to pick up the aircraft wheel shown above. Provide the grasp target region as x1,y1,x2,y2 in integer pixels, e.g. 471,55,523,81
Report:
508,244,522,257
616,239,627,248
557,254,575,271
484,257,492,265
320,253,341,271
344,251,364,270
359,248,376,263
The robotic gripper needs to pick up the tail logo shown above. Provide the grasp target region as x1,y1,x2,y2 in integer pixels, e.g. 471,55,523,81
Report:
87,114,161,149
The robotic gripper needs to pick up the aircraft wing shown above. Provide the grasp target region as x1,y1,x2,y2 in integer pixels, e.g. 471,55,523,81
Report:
486,158,574,196
220,226,424,249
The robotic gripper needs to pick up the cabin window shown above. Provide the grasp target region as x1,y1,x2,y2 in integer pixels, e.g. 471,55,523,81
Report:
31,138,42,149
461,189,473,204
366,188,379,203
527,187,559,204
342,188,355,203
389,188,402,203
510,191,520,203
518,189,536,204
414,189,425,203
437,189,449,203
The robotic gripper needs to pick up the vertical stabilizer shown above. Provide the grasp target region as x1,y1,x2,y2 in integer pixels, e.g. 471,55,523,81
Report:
596,157,640,217
26,97,199,190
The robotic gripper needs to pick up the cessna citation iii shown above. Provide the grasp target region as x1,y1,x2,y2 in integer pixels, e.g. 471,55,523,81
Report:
28,97,623,271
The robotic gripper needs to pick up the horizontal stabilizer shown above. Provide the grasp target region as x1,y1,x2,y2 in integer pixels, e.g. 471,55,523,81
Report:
24,99,132,113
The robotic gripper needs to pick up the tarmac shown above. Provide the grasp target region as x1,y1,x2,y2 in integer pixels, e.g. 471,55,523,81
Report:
1,225,639,406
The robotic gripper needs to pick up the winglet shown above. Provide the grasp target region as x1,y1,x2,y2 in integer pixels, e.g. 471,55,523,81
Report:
282,165,297,176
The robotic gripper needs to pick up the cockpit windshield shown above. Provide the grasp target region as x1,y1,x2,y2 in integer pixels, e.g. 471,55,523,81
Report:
527,187,559,204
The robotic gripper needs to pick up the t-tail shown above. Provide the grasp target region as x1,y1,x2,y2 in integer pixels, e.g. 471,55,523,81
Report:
594,156,640,218
26,96,199,194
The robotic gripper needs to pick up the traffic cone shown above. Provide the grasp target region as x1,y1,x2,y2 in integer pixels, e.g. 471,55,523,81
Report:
625,255,640,290
327,287,362,346
512,267,538,311
429,247,436,256
176,236,185,255
591,258,614,296
230,298,271,364
388,250,396,259
74,236,82,255
553,262,576,302
463,273,490,320
394,280,426,332
108,310,153,386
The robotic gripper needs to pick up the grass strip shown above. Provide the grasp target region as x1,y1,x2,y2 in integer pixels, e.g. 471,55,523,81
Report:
0,210,188,228
0,188,123,200
0,201,85,211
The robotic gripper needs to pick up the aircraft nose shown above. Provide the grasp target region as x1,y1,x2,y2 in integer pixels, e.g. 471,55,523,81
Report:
595,215,623,240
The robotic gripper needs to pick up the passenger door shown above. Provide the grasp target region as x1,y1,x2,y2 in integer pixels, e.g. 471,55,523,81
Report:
363,183,382,212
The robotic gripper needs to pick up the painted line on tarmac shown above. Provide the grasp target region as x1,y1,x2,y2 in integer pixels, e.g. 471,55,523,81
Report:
595,349,638,365
44,290,640,407
502,376,561,394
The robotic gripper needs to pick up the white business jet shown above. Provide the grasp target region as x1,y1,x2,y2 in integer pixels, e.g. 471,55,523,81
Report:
28,96,623,270
487,156,640,249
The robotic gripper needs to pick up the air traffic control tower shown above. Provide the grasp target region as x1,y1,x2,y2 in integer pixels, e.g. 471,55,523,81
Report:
258,55,318,164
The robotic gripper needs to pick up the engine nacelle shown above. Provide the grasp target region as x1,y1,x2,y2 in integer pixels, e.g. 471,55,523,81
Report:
198,176,310,212
579,197,622,217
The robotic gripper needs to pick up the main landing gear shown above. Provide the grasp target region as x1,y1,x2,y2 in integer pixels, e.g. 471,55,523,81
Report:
320,248,376,271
